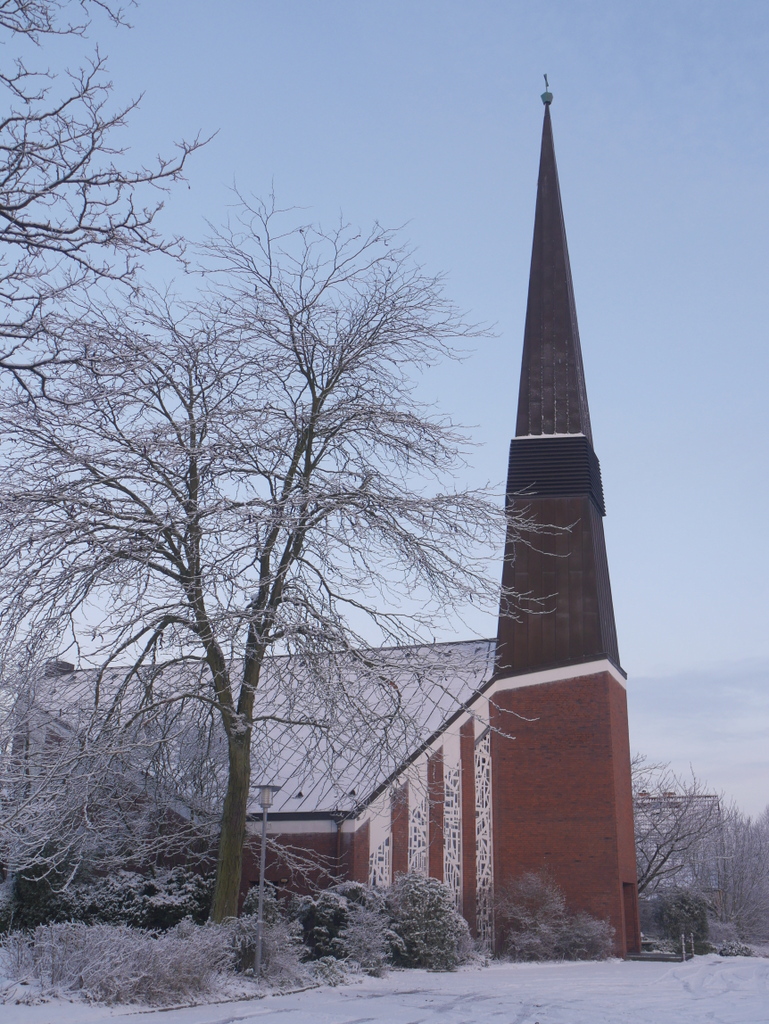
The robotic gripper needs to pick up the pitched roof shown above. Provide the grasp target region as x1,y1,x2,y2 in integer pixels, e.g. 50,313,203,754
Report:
249,639,496,816
31,639,497,820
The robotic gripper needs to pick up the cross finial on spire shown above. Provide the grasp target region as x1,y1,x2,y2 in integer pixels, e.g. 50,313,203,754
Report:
541,74,553,105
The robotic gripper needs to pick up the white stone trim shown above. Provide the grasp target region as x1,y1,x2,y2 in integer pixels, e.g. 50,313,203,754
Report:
250,819,337,836
474,727,494,947
443,763,462,910
488,658,626,694
369,835,390,888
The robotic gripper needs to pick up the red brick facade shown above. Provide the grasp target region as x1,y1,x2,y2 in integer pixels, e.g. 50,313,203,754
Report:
391,782,409,879
427,748,445,882
241,662,640,956
489,670,640,954
459,720,477,934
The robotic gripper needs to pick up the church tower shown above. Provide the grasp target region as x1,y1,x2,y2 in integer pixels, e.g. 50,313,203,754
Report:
490,92,640,954
240,90,641,961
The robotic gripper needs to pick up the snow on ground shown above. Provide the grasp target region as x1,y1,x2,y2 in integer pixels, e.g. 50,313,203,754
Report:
2,955,768,1024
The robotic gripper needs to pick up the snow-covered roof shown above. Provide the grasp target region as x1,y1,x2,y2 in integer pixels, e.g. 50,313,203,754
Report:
25,639,497,820
253,638,496,817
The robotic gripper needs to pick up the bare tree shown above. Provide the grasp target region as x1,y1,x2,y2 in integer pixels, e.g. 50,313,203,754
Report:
689,802,769,938
0,654,223,883
0,0,202,385
0,202,542,920
632,754,723,894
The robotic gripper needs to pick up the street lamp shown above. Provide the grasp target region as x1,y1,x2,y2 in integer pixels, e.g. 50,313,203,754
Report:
254,784,281,979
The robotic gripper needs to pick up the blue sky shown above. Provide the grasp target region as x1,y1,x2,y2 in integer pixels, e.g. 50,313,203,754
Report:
58,1,769,812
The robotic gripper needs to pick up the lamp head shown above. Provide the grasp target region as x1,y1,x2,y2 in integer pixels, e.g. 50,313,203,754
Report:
256,784,281,809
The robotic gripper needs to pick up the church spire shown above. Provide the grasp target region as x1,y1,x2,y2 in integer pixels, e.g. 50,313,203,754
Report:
495,93,620,676
516,99,593,445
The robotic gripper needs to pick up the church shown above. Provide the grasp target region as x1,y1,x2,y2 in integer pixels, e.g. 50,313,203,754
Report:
244,94,642,957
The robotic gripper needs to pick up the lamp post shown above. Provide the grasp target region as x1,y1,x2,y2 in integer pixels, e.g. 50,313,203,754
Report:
254,784,281,979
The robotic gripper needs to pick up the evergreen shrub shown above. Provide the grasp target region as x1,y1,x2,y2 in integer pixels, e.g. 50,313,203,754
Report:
386,873,471,971
294,880,395,974
9,866,214,930
718,939,754,957
656,890,709,946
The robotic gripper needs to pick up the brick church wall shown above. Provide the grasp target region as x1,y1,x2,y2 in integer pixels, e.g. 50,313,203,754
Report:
427,748,444,882
240,829,339,910
490,670,640,955
391,782,409,878
459,720,477,933
609,679,642,953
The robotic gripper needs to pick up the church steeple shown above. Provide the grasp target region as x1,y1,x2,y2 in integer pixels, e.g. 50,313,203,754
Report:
516,100,593,443
495,96,620,675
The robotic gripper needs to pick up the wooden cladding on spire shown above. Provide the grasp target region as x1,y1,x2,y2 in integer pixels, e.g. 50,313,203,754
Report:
496,104,620,676
516,104,593,444
496,494,620,673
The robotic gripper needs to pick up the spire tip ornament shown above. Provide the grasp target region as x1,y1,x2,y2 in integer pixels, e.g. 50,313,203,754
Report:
541,73,553,105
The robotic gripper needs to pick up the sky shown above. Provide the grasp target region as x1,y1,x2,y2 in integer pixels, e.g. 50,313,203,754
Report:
39,1,769,813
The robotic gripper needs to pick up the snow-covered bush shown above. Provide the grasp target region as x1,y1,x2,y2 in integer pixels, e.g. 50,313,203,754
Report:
295,879,393,972
497,871,613,962
309,954,356,986
224,914,311,988
386,873,471,971
708,918,739,946
335,903,392,976
559,911,615,960
0,876,14,933
296,889,352,959
9,867,82,929
1,919,234,1005
295,875,471,973
9,867,214,931
718,939,754,957
258,920,313,987
656,890,709,945
241,880,283,923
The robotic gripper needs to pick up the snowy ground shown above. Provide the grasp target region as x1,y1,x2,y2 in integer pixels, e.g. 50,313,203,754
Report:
2,955,768,1024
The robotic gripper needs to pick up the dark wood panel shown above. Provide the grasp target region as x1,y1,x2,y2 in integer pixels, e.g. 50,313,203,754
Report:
496,494,619,674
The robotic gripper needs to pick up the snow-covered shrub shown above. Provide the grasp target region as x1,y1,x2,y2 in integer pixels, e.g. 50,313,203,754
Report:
296,889,352,959
293,881,396,975
335,903,392,976
1,919,234,1005
718,940,754,957
656,890,709,945
295,881,390,960
8,867,214,931
386,873,471,971
333,879,389,913
558,910,615,960
309,954,357,986
258,920,312,987
241,880,283,923
9,868,82,929
497,871,613,962
497,870,566,962
81,868,214,929
708,918,738,945
0,876,14,933
223,914,311,987
295,875,470,973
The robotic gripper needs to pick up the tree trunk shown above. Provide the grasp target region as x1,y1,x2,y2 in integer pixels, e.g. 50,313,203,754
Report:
210,731,251,921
